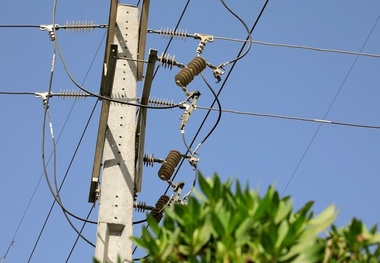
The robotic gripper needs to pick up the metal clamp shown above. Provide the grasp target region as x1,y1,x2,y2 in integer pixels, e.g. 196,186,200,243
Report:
179,91,201,130
194,33,214,54
40,24,59,41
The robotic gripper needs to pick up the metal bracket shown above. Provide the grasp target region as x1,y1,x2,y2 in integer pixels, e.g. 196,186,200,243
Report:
135,49,157,193
194,33,214,54
179,91,201,130
40,24,59,41
206,62,225,83
35,92,53,108
88,44,118,203
169,181,185,208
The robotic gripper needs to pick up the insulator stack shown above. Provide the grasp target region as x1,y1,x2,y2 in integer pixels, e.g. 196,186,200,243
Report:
148,97,175,107
134,201,154,213
158,53,176,70
159,27,189,40
64,20,96,32
157,150,182,181
197,42,206,55
175,56,206,88
150,195,170,223
143,153,155,167
55,89,90,99
143,153,164,167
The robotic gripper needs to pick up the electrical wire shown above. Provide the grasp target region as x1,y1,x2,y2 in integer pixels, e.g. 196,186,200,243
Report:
218,0,252,68
197,106,380,129
248,40,380,59
281,14,380,196
148,28,380,59
42,106,96,246
65,203,96,262
26,31,105,261
163,0,270,196
28,31,58,261
38,49,95,251
0,91,36,95
38,31,99,245
27,4,106,260
179,72,222,157
197,73,222,146
28,100,99,260
212,36,380,59
41,107,97,224
0,25,40,28
38,49,96,224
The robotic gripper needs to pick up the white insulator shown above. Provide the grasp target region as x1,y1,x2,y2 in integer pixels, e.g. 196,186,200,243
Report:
65,20,95,32
148,97,175,107
159,26,188,40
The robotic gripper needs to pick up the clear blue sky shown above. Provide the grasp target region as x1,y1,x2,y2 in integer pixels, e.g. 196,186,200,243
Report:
1,0,380,262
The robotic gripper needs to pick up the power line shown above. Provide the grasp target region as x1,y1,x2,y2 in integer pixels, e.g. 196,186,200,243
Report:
0,91,35,95
214,37,380,59
250,40,380,59
65,203,96,262
28,85,98,262
149,29,380,59
281,14,380,196
218,0,252,68
26,25,107,263
0,25,40,28
197,106,380,130
4,31,104,260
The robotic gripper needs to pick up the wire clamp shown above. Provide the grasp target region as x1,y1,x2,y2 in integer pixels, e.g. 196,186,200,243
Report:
188,156,199,168
207,62,225,83
194,33,214,54
179,91,201,130
35,92,53,108
170,181,186,207
40,24,59,41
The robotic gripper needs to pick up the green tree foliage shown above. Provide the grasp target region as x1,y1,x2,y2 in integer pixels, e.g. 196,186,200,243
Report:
321,218,380,262
133,173,380,263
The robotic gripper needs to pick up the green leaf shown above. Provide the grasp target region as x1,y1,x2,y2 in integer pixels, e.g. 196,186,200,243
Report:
307,204,337,236
147,212,160,235
234,217,254,246
192,218,212,252
274,199,293,224
198,173,213,200
274,220,289,251
210,208,226,237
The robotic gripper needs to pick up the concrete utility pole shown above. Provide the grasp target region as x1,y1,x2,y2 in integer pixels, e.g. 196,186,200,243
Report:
91,4,138,262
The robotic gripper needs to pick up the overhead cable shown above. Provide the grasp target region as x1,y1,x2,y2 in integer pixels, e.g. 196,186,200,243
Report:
65,203,96,262
281,14,380,196
218,0,252,68
149,31,380,59
197,106,380,130
27,5,105,260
